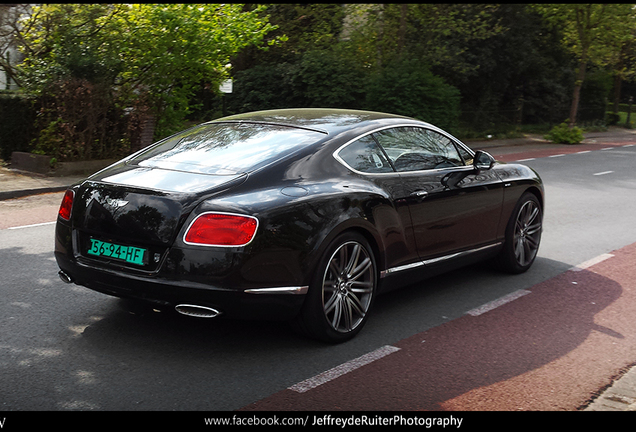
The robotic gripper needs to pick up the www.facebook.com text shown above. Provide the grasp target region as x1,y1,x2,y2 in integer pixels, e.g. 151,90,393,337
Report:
204,414,463,428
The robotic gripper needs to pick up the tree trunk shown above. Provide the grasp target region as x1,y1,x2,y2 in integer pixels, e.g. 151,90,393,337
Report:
376,4,384,68
569,60,587,128
138,114,156,150
398,4,408,55
613,73,622,114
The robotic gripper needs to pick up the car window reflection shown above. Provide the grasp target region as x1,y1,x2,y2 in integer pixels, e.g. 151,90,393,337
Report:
129,123,326,175
337,135,395,174
373,127,465,172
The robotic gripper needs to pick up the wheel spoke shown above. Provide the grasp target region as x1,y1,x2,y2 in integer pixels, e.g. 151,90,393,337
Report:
350,281,373,293
524,241,532,262
345,244,361,275
330,298,342,329
323,278,337,290
526,222,541,236
525,235,539,250
328,259,342,278
347,293,366,318
341,298,354,331
350,257,371,281
324,291,338,314
514,236,524,263
527,206,539,225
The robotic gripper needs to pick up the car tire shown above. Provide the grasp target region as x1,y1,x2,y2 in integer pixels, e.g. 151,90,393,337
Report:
291,231,377,343
494,192,543,274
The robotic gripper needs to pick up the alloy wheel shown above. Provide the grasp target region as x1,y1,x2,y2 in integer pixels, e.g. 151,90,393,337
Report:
513,199,542,267
321,241,375,333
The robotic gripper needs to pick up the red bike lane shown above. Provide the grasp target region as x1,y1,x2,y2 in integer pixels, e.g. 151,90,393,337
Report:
242,241,636,411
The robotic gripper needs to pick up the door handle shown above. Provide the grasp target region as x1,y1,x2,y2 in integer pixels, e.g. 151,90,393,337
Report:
410,190,428,198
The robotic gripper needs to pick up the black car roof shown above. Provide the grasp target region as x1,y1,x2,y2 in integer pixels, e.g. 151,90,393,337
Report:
209,108,424,135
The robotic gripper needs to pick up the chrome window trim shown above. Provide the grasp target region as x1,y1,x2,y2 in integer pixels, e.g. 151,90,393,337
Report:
332,123,476,176
380,242,502,278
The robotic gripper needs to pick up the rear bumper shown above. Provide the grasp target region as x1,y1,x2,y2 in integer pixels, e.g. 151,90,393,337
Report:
55,251,307,321
55,215,309,320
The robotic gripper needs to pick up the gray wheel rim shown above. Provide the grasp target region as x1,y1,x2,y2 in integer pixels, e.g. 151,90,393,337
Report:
514,200,542,267
322,241,375,333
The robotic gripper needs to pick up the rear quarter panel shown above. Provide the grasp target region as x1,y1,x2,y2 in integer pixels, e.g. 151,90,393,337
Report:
189,175,399,289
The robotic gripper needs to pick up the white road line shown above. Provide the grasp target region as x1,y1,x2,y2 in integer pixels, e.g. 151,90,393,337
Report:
570,253,614,272
466,253,617,316
7,221,56,230
593,171,614,176
466,290,531,317
514,143,633,163
289,345,401,393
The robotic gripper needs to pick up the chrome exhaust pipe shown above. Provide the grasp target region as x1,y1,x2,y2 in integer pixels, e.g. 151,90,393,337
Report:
175,304,221,318
58,270,74,284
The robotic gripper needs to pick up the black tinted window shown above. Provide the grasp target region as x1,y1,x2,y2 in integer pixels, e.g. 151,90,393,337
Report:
129,122,326,175
337,135,394,173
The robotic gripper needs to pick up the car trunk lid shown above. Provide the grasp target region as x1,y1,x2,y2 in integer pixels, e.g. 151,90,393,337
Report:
70,165,246,272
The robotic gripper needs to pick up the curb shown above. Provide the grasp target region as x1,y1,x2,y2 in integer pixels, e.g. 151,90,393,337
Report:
0,185,70,201
584,363,636,411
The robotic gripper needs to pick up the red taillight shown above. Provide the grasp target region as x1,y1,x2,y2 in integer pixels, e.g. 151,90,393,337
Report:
58,189,75,221
184,212,258,247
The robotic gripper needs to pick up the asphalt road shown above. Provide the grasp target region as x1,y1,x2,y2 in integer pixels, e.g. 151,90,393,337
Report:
1,143,636,416
245,143,636,411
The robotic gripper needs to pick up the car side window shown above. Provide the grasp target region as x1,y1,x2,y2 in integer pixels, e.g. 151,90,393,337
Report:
337,135,394,174
456,144,474,166
373,127,464,172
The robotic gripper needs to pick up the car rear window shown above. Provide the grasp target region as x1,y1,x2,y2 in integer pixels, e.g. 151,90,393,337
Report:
128,122,326,175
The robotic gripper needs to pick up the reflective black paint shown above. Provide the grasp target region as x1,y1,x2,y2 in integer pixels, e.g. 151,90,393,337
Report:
55,109,543,324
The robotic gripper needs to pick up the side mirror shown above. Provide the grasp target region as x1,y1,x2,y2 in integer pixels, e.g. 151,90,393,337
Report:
473,150,495,170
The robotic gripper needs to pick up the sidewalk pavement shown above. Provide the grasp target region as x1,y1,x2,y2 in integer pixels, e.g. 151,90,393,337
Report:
0,168,85,201
2,126,636,410
468,124,636,154
584,363,636,411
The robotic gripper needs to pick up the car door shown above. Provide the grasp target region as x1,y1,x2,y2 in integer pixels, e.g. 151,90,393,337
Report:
372,126,504,261
334,133,419,269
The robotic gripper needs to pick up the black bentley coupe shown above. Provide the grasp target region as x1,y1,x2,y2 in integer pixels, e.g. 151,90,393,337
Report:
55,109,543,343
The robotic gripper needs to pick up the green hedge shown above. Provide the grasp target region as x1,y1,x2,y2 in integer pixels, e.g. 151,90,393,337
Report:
227,53,460,132
544,121,583,144
364,58,460,132
0,92,36,161
227,49,368,114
